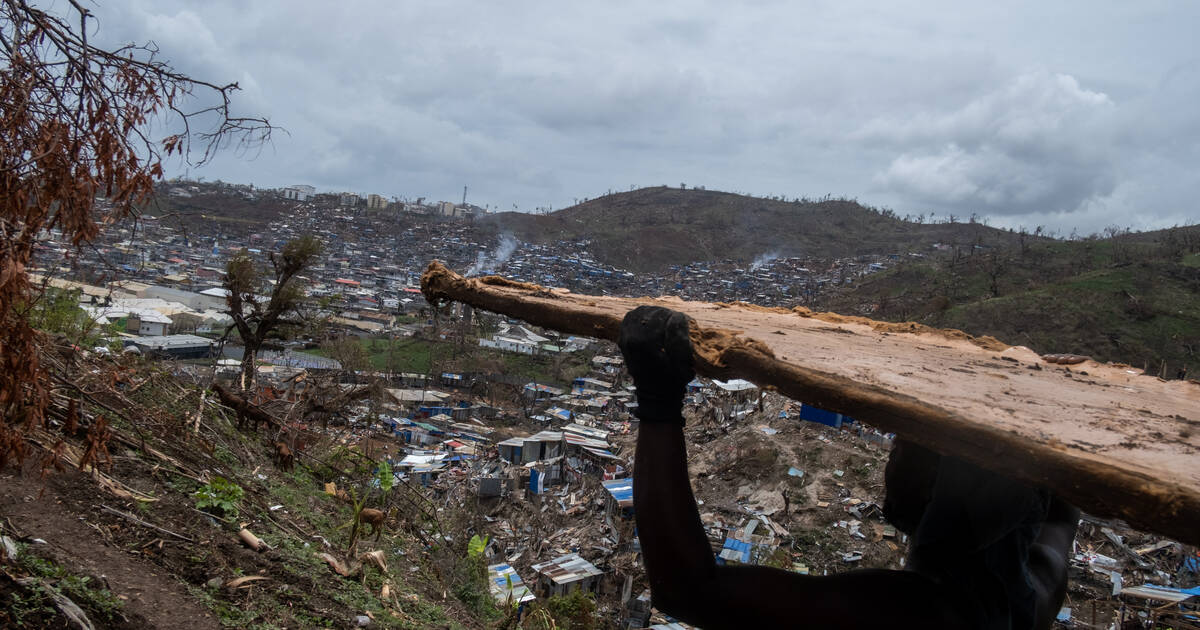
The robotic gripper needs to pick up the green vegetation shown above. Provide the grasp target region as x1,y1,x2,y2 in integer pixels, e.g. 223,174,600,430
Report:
25,287,118,349
184,461,464,629
818,226,1200,377
304,334,594,387
10,545,126,626
450,534,500,620
483,186,1028,272
193,476,245,517
523,590,598,630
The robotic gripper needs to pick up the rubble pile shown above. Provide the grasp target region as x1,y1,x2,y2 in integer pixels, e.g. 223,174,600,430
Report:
325,331,1197,628
8,319,1196,628
326,340,921,626
1062,518,1200,628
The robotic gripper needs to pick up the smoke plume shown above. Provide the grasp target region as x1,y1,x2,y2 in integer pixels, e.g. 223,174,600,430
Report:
467,233,519,275
749,250,781,272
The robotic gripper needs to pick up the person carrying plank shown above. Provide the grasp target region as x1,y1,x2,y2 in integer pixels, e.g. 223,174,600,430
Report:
619,305,1079,629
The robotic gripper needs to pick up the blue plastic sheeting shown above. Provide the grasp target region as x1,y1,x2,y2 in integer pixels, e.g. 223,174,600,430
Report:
799,404,855,428
529,469,544,494
718,538,752,564
546,407,573,421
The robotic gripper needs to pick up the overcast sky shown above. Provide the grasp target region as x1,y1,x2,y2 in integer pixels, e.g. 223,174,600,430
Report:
89,1,1199,235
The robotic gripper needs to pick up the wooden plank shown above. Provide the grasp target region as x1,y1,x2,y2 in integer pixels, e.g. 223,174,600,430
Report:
421,261,1200,545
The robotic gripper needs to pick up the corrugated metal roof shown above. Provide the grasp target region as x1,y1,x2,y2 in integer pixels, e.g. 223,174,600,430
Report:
488,563,536,604
530,553,603,585
1120,584,1200,603
564,433,609,449
583,447,620,460
713,378,757,392
562,423,609,440
719,537,752,563
399,454,444,467
602,478,633,507
546,407,573,420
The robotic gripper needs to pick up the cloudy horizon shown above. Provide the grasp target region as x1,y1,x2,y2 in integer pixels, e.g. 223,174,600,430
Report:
89,1,1199,236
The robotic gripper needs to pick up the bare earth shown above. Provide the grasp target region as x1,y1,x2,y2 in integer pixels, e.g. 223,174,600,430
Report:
0,467,220,630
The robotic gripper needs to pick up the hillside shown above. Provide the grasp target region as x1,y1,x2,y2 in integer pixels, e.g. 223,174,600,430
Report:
815,226,1200,377
482,187,1032,272
142,183,300,238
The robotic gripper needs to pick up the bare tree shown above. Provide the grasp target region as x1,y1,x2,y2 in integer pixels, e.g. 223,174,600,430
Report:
224,235,323,391
0,0,272,470
984,252,1009,298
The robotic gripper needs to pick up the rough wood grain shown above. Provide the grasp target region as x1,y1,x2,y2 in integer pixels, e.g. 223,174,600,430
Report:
422,261,1200,545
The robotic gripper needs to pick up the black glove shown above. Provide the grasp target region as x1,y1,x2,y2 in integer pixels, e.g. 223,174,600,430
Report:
618,305,695,424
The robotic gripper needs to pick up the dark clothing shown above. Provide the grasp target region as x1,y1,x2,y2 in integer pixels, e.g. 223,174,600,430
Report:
906,454,1050,630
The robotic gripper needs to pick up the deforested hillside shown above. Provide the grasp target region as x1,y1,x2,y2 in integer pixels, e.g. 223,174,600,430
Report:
815,225,1200,377
482,187,1032,272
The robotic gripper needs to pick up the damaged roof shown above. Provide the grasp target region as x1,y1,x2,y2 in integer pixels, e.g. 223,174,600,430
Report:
530,553,603,585
488,563,536,604
601,478,633,508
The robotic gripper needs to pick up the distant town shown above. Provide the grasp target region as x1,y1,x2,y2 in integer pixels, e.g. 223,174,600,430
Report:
31,178,913,362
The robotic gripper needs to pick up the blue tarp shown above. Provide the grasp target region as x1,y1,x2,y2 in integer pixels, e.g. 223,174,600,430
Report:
719,538,752,564
529,469,543,494
799,404,855,428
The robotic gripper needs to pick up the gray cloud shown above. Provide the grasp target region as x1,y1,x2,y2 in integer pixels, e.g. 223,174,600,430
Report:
859,72,1119,216
86,0,1200,233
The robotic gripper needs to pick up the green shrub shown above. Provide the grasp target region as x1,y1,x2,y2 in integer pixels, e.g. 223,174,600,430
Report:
524,590,597,630
193,476,244,517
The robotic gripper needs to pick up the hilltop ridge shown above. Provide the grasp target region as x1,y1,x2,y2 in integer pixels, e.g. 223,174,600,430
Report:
482,186,1031,272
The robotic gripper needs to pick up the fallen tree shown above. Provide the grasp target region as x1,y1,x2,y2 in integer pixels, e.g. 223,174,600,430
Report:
421,260,1200,546
211,382,281,432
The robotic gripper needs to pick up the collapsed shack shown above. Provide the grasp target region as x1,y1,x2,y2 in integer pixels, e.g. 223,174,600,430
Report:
530,552,604,598
421,260,1200,547
1114,584,1199,628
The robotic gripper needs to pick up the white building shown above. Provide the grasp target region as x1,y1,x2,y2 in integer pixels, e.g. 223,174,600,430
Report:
280,184,315,201
197,287,231,311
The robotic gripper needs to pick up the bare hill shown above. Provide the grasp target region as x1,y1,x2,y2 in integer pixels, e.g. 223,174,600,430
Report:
482,187,1030,272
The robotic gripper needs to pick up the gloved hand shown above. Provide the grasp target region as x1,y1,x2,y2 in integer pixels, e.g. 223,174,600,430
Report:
618,305,695,424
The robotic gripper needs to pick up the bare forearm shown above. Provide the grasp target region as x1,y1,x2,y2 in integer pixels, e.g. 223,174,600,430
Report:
634,422,716,600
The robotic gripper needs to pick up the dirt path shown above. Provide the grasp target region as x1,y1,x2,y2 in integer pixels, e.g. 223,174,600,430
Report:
0,467,220,630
